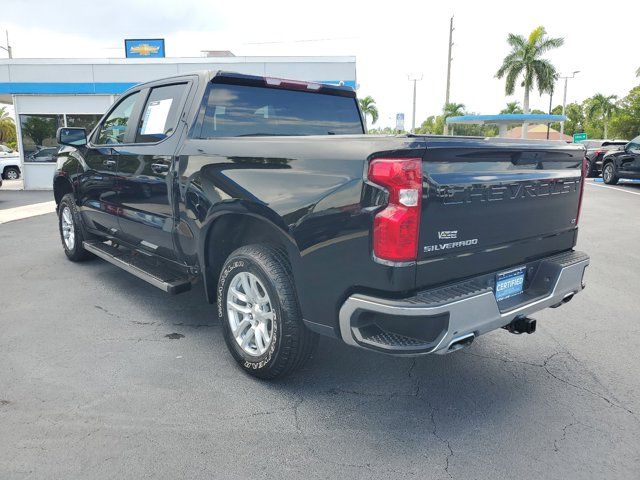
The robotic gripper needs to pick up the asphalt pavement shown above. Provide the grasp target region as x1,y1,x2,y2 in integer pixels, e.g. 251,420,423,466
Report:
0,180,639,479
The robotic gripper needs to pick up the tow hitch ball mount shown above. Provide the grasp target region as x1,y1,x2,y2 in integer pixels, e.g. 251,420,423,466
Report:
503,316,537,335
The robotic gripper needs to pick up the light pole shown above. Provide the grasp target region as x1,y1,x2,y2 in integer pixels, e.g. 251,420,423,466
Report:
408,73,423,133
559,71,579,137
0,31,12,58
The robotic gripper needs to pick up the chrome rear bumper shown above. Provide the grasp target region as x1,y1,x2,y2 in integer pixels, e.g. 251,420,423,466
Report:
338,250,589,356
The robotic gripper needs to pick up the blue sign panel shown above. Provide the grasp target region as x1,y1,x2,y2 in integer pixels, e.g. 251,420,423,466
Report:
125,39,165,58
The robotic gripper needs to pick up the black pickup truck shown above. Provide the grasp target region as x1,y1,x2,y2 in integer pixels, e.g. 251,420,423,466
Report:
54,71,590,379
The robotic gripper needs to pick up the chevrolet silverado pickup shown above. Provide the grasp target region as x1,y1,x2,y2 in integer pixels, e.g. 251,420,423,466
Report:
53,71,590,379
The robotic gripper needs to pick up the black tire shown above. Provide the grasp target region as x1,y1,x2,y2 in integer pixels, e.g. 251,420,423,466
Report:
602,162,619,185
217,244,318,379
586,160,597,178
58,193,93,262
3,167,20,180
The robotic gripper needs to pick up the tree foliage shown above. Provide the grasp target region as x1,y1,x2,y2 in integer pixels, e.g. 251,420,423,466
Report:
0,106,16,144
500,102,523,114
21,116,57,147
358,96,378,129
609,86,640,140
495,26,563,113
585,94,618,139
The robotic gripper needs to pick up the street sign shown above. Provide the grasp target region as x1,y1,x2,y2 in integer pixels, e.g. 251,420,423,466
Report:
573,132,587,143
125,39,165,58
396,113,405,131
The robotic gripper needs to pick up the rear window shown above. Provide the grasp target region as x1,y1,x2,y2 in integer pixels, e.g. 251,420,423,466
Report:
195,83,363,138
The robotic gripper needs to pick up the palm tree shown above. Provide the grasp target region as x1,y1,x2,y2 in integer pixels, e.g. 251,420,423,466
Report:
0,106,16,144
496,26,564,137
443,102,465,135
585,94,618,139
358,96,378,130
500,101,524,114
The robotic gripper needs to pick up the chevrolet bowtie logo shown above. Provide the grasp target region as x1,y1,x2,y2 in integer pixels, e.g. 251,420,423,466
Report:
130,43,160,56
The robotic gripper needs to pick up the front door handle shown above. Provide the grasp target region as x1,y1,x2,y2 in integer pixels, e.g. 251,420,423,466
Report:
103,158,116,168
151,163,170,174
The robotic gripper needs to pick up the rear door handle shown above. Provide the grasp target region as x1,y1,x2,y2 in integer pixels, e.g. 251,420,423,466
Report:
103,158,116,168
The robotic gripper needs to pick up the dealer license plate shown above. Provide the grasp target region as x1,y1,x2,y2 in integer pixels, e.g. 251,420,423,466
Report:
495,267,526,301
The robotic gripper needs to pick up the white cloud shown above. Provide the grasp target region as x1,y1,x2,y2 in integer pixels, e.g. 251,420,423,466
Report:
1,0,639,128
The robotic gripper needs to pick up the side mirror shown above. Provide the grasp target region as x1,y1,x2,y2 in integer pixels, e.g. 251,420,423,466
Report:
57,127,87,147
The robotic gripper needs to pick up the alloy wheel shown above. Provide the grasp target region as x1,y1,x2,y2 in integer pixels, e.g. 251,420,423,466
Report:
61,206,75,251
226,271,275,356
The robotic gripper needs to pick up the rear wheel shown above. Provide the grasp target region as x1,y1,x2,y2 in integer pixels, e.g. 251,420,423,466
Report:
218,244,318,379
586,160,597,178
3,167,20,180
58,194,93,262
602,162,619,185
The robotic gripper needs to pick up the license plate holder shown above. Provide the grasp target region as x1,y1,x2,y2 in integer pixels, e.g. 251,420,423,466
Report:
495,267,526,301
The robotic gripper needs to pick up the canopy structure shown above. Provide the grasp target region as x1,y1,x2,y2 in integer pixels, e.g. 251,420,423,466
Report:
446,114,567,138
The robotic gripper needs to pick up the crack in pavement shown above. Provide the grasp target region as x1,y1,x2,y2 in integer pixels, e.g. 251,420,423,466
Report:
553,421,577,453
429,408,454,479
94,305,121,319
462,349,637,418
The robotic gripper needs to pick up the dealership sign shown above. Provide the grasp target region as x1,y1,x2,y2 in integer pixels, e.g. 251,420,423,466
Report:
125,39,165,58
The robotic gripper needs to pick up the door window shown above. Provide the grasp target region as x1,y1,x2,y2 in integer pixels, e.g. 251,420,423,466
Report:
627,136,640,154
96,92,141,145
136,83,188,143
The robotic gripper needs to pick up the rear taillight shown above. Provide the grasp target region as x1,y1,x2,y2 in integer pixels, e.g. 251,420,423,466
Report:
368,158,422,263
576,157,588,225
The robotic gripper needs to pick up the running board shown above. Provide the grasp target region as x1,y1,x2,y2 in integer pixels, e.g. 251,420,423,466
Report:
83,241,192,294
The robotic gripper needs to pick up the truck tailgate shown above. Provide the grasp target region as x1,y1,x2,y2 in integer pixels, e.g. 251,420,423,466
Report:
416,139,585,289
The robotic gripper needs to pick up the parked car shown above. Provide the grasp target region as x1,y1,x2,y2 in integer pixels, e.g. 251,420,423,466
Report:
601,135,640,184
25,147,58,163
0,145,21,180
0,144,18,157
53,71,590,379
582,139,627,177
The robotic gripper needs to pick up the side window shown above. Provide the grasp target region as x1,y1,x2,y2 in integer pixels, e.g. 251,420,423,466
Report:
627,136,640,154
136,83,187,143
96,92,140,145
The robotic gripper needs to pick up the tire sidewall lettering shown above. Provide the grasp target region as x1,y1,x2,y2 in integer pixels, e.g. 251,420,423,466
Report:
218,258,279,370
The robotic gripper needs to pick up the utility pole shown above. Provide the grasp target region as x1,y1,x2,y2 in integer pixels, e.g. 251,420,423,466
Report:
443,15,454,135
445,15,454,106
559,71,580,137
0,31,12,58
546,85,554,140
408,73,423,133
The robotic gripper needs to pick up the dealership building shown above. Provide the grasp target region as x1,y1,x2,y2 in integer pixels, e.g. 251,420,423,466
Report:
0,55,357,190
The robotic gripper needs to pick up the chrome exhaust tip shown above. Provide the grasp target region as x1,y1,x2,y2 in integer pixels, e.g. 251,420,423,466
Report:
445,333,475,353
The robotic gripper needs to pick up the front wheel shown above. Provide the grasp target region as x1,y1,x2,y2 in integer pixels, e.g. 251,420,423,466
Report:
218,244,318,379
3,167,20,180
58,194,93,261
602,162,619,185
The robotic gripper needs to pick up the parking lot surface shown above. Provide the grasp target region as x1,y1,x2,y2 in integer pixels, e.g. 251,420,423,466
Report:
1,180,639,479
